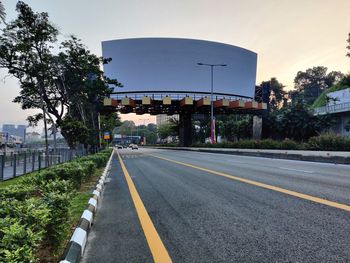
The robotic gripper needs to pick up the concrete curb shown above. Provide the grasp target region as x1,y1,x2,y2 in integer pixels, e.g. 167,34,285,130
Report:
60,150,114,263
150,147,350,165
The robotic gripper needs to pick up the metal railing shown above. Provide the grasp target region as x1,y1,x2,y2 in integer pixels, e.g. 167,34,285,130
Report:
111,90,253,102
0,148,87,181
313,102,350,115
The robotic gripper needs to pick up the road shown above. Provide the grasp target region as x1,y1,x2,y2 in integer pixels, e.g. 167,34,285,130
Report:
82,148,350,263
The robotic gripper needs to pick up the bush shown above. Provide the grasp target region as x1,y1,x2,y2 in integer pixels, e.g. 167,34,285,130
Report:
256,139,281,149
306,133,350,151
0,198,50,262
191,135,350,151
0,149,112,262
280,139,300,150
49,163,85,188
0,183,36,201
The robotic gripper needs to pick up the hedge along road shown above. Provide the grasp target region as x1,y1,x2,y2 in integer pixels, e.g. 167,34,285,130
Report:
81,148,350,262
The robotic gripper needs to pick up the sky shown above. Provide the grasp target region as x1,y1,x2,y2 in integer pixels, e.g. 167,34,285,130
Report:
0,0,349,130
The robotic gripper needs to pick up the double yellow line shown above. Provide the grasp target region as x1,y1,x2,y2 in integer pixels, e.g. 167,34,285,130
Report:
117,151,172,263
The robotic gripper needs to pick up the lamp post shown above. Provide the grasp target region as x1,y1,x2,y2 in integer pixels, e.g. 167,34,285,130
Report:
197,63,227,144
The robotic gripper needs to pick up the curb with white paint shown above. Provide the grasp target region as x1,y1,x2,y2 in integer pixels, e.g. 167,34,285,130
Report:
60,149,114,263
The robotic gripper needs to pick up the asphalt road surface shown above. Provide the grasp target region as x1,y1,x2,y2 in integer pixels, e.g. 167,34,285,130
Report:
81,148,350,263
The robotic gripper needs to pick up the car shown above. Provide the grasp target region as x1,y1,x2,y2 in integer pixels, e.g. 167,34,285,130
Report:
131,144,138,150
115,144,123,149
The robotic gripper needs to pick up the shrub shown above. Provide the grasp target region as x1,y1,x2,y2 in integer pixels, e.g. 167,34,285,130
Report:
235,140,256,149
0,198,50,262
0,183,35,201
257,139,281,149
280,139,300,150
306,133,350,151
0,149,112,261
49,163,85,188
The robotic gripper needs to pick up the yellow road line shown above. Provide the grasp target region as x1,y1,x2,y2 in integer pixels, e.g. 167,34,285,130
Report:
150,154,350,212
117,151,172,263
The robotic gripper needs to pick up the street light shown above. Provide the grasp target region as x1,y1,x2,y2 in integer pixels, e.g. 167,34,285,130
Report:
197,63,227,144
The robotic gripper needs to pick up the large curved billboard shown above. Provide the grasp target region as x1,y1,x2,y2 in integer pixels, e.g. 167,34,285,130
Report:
102,38,257,97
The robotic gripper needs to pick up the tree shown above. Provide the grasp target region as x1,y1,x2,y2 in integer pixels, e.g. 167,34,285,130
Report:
57,36,122,149
259,78,286,111
216,115,252,141
158,123,177,140
100,112,121,145
0,1,5,23
347,32,350,57
293,67,344,105
0,1,61,154
118,121,136,136
266,101,335,141
59,116,89,148
0,2,122,150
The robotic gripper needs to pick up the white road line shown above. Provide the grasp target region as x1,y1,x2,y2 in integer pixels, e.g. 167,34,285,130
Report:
278,167,314,173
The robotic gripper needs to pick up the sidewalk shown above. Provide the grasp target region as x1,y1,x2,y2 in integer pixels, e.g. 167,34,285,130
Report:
150,147,350,164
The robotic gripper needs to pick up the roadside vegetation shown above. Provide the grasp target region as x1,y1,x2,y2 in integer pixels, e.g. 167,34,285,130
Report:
0,149,112,263
191,133,350,151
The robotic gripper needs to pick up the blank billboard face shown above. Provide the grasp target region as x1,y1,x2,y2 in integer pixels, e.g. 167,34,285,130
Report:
102,38,257,97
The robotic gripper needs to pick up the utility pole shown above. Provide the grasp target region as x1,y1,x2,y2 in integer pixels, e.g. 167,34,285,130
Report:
197,63,227,144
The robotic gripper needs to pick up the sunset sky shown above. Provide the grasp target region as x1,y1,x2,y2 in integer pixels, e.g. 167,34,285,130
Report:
0,0,349,128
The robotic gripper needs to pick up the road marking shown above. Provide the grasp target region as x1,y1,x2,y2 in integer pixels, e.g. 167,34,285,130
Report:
150,154,350,212
117,151,172,263
278,167,314,173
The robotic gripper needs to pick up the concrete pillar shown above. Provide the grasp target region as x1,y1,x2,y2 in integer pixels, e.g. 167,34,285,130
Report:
253,115,262,140
179,112,192,147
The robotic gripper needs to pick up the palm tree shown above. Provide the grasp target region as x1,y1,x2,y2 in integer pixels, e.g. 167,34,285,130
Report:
0,1,5,23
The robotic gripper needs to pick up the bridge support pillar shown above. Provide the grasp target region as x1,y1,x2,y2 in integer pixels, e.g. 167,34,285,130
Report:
179,112,192,147
252,115,262,140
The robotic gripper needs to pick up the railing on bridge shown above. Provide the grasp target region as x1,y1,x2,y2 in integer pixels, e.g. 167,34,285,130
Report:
313,102,350,115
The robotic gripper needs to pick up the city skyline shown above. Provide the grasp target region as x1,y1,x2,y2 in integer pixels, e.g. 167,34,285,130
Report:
0,0,349,127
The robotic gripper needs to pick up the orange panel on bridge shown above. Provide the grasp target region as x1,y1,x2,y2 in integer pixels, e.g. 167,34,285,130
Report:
228,100,245,109
196,97,211,107
180,96,193,107
245,101,259,109
258,103,267,110
214,99,229,108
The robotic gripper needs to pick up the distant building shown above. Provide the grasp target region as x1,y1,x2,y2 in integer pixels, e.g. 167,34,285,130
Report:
26,131,41,142
41,128,64,139
156,114,179,126
2,124,26,141
313,88,350,137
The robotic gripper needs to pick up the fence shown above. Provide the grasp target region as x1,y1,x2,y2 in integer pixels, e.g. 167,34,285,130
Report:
313,102,350,115
0,148,87,181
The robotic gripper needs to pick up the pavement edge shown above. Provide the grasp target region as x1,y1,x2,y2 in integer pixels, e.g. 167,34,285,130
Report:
59,149,115,263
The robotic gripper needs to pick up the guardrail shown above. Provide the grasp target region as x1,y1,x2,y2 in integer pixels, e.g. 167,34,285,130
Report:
0,148,87,181
111,90,253,102
313,102,350,115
